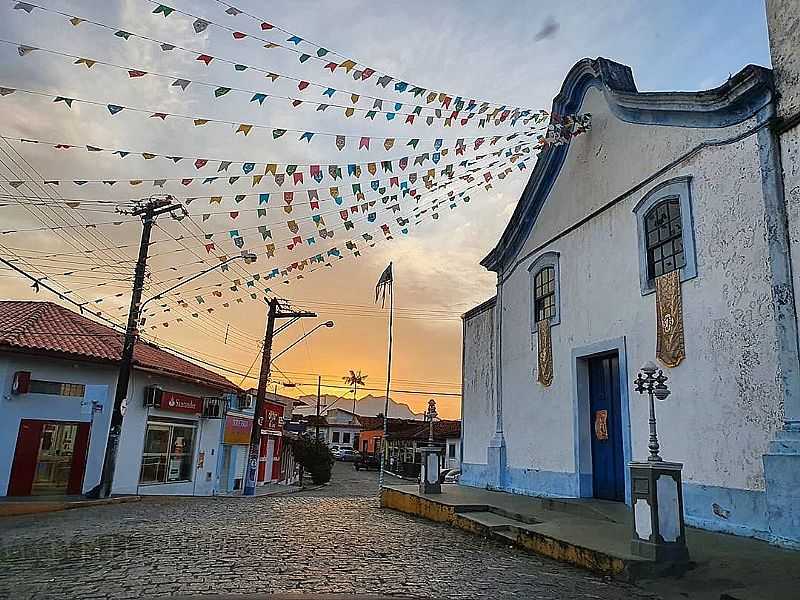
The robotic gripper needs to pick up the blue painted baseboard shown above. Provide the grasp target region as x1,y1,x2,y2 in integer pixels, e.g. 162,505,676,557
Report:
460,462,799,547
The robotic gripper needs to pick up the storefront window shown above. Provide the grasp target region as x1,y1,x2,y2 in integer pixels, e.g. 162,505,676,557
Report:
139,422,196,484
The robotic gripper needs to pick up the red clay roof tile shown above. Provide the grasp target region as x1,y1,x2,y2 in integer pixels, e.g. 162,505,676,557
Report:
0,301,237,391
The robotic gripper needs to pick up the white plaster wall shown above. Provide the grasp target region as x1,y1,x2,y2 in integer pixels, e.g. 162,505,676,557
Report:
768,1,800,365
461,302,495,465
445,436,461,469
496,89,783,491
114,369,226,496
0,353,115,495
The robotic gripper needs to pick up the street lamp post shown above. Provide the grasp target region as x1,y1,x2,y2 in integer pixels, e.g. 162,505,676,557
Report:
242,313,331,496
629,361,689,565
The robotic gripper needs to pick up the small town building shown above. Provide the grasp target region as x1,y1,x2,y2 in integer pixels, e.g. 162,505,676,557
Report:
308,407,361,448
216,388,296,493
356,415,386,455
0,301,239,497
461,16,800,548
384,419,462,478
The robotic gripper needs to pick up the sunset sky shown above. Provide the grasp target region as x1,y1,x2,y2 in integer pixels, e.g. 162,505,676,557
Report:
0,0,770,418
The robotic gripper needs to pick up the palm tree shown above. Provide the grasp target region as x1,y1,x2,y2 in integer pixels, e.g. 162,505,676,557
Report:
343,370,367,417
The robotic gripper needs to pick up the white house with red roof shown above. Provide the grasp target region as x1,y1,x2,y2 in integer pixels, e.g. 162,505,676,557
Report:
0,301,241,497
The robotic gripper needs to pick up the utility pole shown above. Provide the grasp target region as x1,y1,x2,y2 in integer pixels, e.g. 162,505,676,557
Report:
243,298,315,496
315,375,322,440
87,196,183,498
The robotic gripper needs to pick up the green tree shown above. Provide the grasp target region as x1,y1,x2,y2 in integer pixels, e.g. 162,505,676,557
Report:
290,434,334,484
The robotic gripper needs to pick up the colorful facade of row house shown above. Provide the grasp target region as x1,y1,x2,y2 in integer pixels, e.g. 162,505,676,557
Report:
0,301,295,497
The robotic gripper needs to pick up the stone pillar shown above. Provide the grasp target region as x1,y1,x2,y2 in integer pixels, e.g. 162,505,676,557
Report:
630,461,689,563
764,0,800,547
487,271,506,489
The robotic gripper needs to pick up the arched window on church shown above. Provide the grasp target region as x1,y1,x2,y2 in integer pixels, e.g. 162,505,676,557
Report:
644,198,685,283
534,266,556,323
633,177,697,295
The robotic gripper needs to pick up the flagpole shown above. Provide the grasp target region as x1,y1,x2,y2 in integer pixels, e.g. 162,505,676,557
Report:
378,278,394,491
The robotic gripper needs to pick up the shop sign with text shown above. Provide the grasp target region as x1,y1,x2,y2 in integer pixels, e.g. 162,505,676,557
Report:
223,415,253,444
159,391,203,414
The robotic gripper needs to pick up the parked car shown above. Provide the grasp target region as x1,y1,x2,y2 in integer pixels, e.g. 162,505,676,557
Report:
354,454,381,471
443,468,461,484
337,448,359,462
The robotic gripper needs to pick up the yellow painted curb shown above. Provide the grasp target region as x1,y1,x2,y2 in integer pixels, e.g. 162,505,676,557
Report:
381,487,630,578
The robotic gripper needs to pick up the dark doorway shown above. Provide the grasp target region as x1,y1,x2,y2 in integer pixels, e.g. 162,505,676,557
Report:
8,420,90,496
588,354,625,501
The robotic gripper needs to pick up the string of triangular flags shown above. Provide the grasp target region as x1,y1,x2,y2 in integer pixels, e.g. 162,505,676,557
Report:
1,127,557,188
39,0,536,119
0,86,571,149
84,142,531,313
200,0,536,116
1,28,531,128
186,141,534,254
139,155,534,328
0,142,531,249
180,145,534,283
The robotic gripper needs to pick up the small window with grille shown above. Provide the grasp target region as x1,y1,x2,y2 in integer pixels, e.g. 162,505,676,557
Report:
644,199,685,282
534,266,556,323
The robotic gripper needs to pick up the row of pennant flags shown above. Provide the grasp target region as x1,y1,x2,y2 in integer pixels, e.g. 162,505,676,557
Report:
2,120,591,251
134,157,533,329
191,144,534,255
4,37,534,129
11,0,537,120
2,128,566,190
0,86,571,147
80,142,533,319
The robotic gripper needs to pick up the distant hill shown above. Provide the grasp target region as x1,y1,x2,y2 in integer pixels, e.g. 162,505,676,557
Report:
294,393,423,420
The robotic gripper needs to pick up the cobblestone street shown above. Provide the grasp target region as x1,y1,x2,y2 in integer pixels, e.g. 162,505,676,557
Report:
0,463,654,599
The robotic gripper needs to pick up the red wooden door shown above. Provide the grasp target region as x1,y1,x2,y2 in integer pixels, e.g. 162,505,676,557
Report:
67,423,91,495
8,420,44,496
271,438,283,481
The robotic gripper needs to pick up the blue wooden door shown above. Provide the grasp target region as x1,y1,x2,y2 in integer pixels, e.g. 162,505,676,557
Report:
588,354,625,501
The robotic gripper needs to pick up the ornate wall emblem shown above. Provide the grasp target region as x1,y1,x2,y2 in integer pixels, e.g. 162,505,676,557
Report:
594,409,609,441
655,269,686,367
537,318,553,386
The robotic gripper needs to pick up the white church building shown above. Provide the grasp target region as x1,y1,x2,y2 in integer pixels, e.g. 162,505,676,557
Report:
461,2,800,548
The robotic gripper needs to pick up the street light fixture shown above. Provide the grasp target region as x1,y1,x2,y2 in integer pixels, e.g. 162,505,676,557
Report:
271,320,334,363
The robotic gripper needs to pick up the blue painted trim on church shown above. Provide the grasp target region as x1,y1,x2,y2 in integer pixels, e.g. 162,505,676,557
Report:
460,462,782,544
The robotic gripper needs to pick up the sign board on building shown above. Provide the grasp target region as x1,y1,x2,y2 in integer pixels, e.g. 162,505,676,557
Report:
159,391,203,415
223,415,253,444
263,402,284,431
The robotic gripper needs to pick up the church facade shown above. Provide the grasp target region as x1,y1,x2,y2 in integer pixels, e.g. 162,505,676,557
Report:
461,7,800,548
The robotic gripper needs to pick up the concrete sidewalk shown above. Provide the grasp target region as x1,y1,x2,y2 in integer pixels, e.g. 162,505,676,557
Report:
381,484,799,600
0,494,140,518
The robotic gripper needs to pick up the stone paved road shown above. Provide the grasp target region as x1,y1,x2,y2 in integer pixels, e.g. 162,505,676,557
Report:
0,462,656,599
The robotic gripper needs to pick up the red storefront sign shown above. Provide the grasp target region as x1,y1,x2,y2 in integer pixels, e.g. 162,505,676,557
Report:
260,402,284,434
223,415,253,444
159,391,203,414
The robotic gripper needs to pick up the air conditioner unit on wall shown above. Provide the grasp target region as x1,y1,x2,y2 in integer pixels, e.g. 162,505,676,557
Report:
238,393,254,410
143,386,163,408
